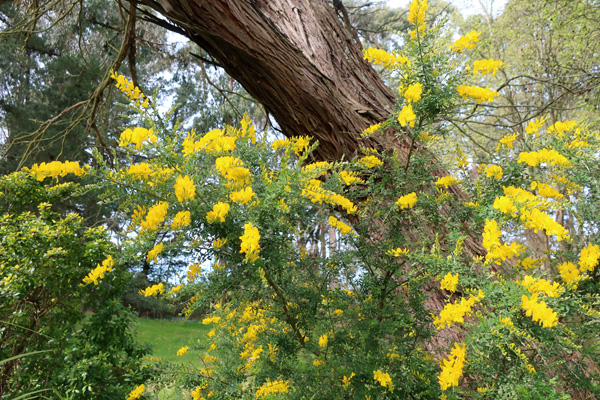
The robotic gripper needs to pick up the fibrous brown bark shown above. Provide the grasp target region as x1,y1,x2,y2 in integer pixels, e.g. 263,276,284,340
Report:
143,0,394,161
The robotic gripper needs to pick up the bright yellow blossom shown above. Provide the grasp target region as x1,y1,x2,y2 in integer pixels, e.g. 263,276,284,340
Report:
397,104,417,127
403,82,423,103
450,30,479,52
171,211,191,230
395,192,417,209
438,342,466,391
240,222,260,262
457,85,499,103
230,186,256,205
440,272,458,292
147,242,164,263
174,175,196,202
127,384,145,400
521,293,558,328
206,202,230,224
473,59,503,76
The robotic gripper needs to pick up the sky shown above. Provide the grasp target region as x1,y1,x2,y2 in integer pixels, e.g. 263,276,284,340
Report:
386,0,509,17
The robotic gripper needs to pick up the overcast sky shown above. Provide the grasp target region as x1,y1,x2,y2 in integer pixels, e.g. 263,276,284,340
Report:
386,0,509,16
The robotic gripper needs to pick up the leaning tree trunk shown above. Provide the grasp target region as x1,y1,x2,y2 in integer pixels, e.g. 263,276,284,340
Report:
145,0,394,162
141,0,486,327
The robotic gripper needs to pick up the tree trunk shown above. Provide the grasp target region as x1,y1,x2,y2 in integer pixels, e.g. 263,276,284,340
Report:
144,0,394,162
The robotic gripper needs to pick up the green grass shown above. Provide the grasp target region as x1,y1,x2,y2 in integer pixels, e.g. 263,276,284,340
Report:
135,317,210,364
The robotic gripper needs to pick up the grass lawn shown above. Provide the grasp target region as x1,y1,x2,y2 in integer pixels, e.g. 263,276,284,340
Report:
135,317,210,364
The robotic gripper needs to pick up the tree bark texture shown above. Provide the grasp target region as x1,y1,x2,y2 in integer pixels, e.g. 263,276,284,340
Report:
144,0,394,162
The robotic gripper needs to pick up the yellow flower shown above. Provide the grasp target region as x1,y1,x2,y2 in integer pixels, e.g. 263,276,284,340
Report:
318,334,328,348
525,117,546,136
408,0,428,25
333,309,344,316
147,242,164,263
25,160,88,181
328,216,356,237
171,211,191,230
177,346,190,356
361,123,382,138
579,243,600,272
450,30,479,52
397,104,417,127
517,148,571,167
558,261,580,286
255,380,290,399
434,293,482,329
435,176,458,188
395,192,417,209
363,48,410,69
291,136,311,156
521,293,558,328
496,133,518,150
482,164,503,179
493,196,517,215
403,82,423,103
338,170,364,185
313,359,325,366
440,272,458,292
82,255,114,285
358,155,383,168
387,247,409,257
139,283,164,297
119,127,157,149
127,384,145,400
373,370,394,390
271,138,290,150
230,186,256,205
240,222,260,262
438,342,466,391
519,276,562,297
342,373,355,389
141,202,169,231
111,71,148,106
174,175,196,202
473,59,503,77
456,85,499,103
206,202,230,224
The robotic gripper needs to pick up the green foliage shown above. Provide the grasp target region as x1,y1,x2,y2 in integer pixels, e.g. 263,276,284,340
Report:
0,172,149,398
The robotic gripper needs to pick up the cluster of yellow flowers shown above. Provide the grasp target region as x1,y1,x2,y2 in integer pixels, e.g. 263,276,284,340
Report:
301,179,357,214
435,176,459,188
82,255,114,285
230,186,256,205
482,219,524,264
521,293,558,328
338,170,364,185
146,242,164,263
407,0,427,38
26,160,88,181
473,59,504,77
363,48,410,69
174,175,196,202
110,71,149,107
361,122,382,138
519,276,562,297
206,202,230,224
177,346,189,356
450,30,480,53
456,85,500,103
440,272,458,292
357,155,384,168
182,128,237,155
139,282,164,297
496,132,518,150
119,127,157,149
480,164,503,179
518,148,571,167
215,156,251,188
395,192,417,209
240,222,260,262
438,342,466,391
255,379,290,399
387,247,410,257
434,291,484,329
373,370,394,390
171,210,191,230
140,201,168,231
328,216,355,237
397,103,417,127
525,117,546,136
126,384,145,400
